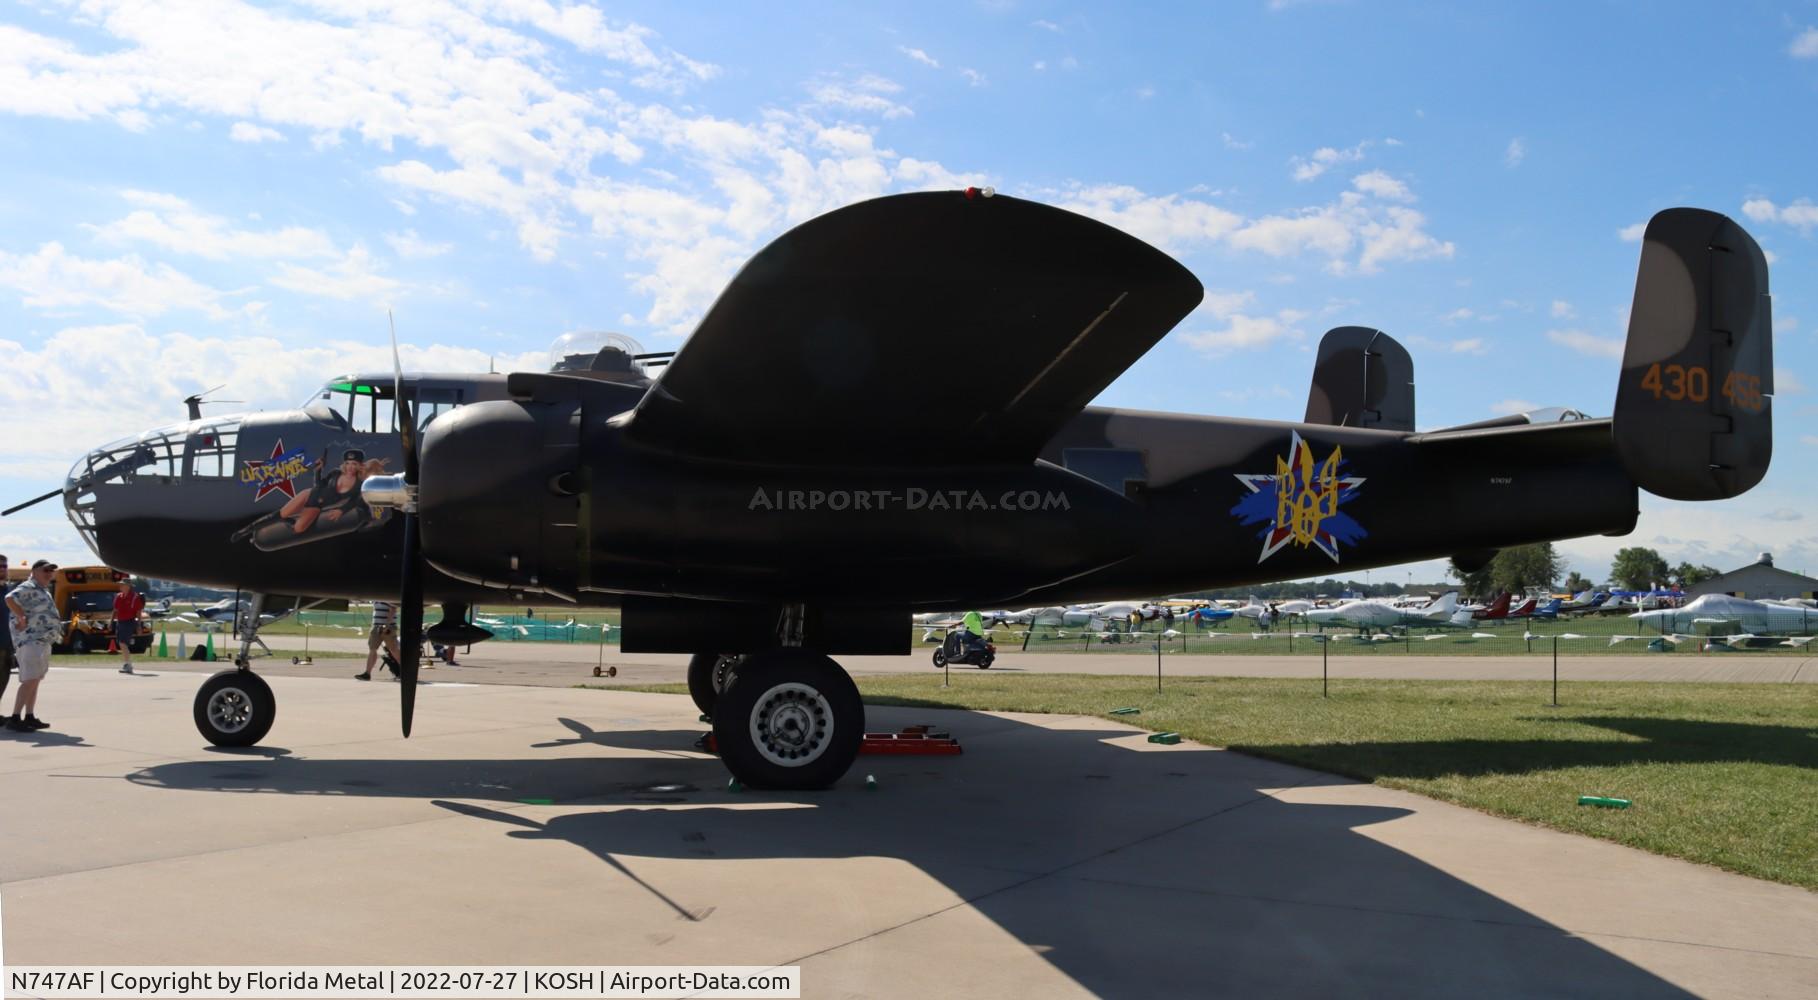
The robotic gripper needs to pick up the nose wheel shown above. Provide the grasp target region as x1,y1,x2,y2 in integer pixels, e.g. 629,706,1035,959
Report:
711,649,862,790
193,669,276,747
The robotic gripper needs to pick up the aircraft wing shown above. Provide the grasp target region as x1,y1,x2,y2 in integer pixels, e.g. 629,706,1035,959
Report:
624,191,1204,464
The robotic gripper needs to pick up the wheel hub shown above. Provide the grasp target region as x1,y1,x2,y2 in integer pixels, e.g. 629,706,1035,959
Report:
207,687,254,734
749,682,833,767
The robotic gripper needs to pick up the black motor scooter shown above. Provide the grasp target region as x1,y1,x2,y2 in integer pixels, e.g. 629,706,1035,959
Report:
932,629,995,669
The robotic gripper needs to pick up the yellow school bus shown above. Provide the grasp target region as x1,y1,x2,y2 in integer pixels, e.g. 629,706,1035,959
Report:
3,564,153,654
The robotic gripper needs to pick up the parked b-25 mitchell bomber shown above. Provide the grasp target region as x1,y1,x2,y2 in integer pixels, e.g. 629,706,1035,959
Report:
8,191,1774,790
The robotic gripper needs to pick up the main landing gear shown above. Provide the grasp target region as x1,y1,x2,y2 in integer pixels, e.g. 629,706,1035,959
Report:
694,648,864,790
193,592,277,747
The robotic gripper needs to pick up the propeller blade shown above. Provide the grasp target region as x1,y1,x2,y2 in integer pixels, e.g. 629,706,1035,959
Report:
398,513,423,736
2,486,66,517
390,310,425,737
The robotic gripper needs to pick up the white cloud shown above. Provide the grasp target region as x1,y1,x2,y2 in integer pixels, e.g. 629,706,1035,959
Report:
1220,132,1253,151
1058,183,1452,274
1504,137,1526,167
228,121,283,143
1545,328,1624,358
1408,334,1489,356
1031,19,1062,32
1774,368,1807,395
1618,221,1647,241
1031,60,1046,71
1054,184,1244,253
960,68,988,87
1763,508,1804,522
1550,299,1575,319
268,245,400,302
1441,307,1474,322
0,324,543,482
1804,435,1818,447
1289,140,1370,181
1198,290,1258,318
1777,314,1799,334
0,242,254,319
1351,170,1413,201
1180,312,1303,354
1791,27,1818,58
384,229,454,259
90,191,338,260
1738,197,1818,234
806,74,913,119
898,46,940,69
1491,398,1540,415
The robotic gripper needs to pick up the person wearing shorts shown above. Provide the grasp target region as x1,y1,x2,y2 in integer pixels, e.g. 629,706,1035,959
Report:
356,600,401,681
6,559,61,731
0,555,14,708
113,579,145,674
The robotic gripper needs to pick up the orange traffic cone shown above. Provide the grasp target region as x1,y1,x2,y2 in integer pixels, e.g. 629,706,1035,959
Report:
107,636,117,653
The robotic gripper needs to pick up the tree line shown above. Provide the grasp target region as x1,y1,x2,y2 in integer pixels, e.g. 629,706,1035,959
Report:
1446,543,1721,598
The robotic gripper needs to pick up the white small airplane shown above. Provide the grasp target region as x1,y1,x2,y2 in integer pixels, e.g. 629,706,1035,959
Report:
1631,594,1818,636
1303,592,1469,631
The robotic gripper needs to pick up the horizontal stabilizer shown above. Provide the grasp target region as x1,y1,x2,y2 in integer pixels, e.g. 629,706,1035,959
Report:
1304,327,1415,431
1613,209,1772,500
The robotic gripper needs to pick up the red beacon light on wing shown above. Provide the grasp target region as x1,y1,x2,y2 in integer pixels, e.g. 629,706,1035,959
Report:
963,186,996,200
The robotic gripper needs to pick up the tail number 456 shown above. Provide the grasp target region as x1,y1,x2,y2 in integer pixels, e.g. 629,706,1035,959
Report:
1638,363,1765,413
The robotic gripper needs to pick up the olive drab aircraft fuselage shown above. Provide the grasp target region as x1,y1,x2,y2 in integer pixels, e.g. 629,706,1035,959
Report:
26,191,1775,790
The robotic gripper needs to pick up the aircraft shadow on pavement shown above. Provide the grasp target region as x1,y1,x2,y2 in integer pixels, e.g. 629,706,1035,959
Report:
1239,716,1817,781
124,709,1693,998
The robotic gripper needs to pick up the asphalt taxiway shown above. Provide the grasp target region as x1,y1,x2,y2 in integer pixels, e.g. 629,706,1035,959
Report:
3,668,1814,998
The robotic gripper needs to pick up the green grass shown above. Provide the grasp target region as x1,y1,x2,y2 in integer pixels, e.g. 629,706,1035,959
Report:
623,673,1818,888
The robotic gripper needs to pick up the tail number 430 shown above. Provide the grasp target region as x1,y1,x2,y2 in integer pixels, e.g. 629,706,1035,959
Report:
1638,363,1765,413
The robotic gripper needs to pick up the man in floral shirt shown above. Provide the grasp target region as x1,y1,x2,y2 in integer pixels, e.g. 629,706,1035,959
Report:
6,559,61,731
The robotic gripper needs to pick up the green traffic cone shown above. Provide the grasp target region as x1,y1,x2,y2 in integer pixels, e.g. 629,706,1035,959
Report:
204,632,215,661
156,628,168,658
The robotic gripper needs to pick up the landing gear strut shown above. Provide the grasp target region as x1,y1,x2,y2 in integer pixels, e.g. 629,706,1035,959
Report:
711,648,863,790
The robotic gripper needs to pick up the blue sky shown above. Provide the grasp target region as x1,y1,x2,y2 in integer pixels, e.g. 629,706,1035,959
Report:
1,1,1814,585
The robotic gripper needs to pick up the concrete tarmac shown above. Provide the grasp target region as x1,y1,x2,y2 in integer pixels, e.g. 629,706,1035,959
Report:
3,669,1814,998
149,633,1818,688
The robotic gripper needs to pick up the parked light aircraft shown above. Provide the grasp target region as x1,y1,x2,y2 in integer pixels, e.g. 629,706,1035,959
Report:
1303,592,1468,631
1631,594,1818,635
5,195,1773,790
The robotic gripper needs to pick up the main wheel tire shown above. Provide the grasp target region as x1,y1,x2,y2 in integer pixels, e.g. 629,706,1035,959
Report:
687,653,741,718
129,637,151,654
979,652,994,669
193,670,276,747
931,648,947,668
712,649,863,790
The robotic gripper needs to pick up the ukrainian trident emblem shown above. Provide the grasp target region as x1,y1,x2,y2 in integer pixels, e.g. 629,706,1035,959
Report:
1231,431,1367,563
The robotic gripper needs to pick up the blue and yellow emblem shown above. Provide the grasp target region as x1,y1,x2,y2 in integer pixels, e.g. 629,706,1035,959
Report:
1230,431,1367,563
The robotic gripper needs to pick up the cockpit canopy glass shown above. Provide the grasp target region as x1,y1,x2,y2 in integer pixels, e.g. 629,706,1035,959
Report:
306,379,462,432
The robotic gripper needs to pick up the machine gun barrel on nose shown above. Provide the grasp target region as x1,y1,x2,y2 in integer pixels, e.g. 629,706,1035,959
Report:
361,473,414,513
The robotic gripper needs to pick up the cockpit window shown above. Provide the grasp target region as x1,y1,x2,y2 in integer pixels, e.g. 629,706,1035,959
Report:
309,381,397,433
308,380,461,433
187,422,240,478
